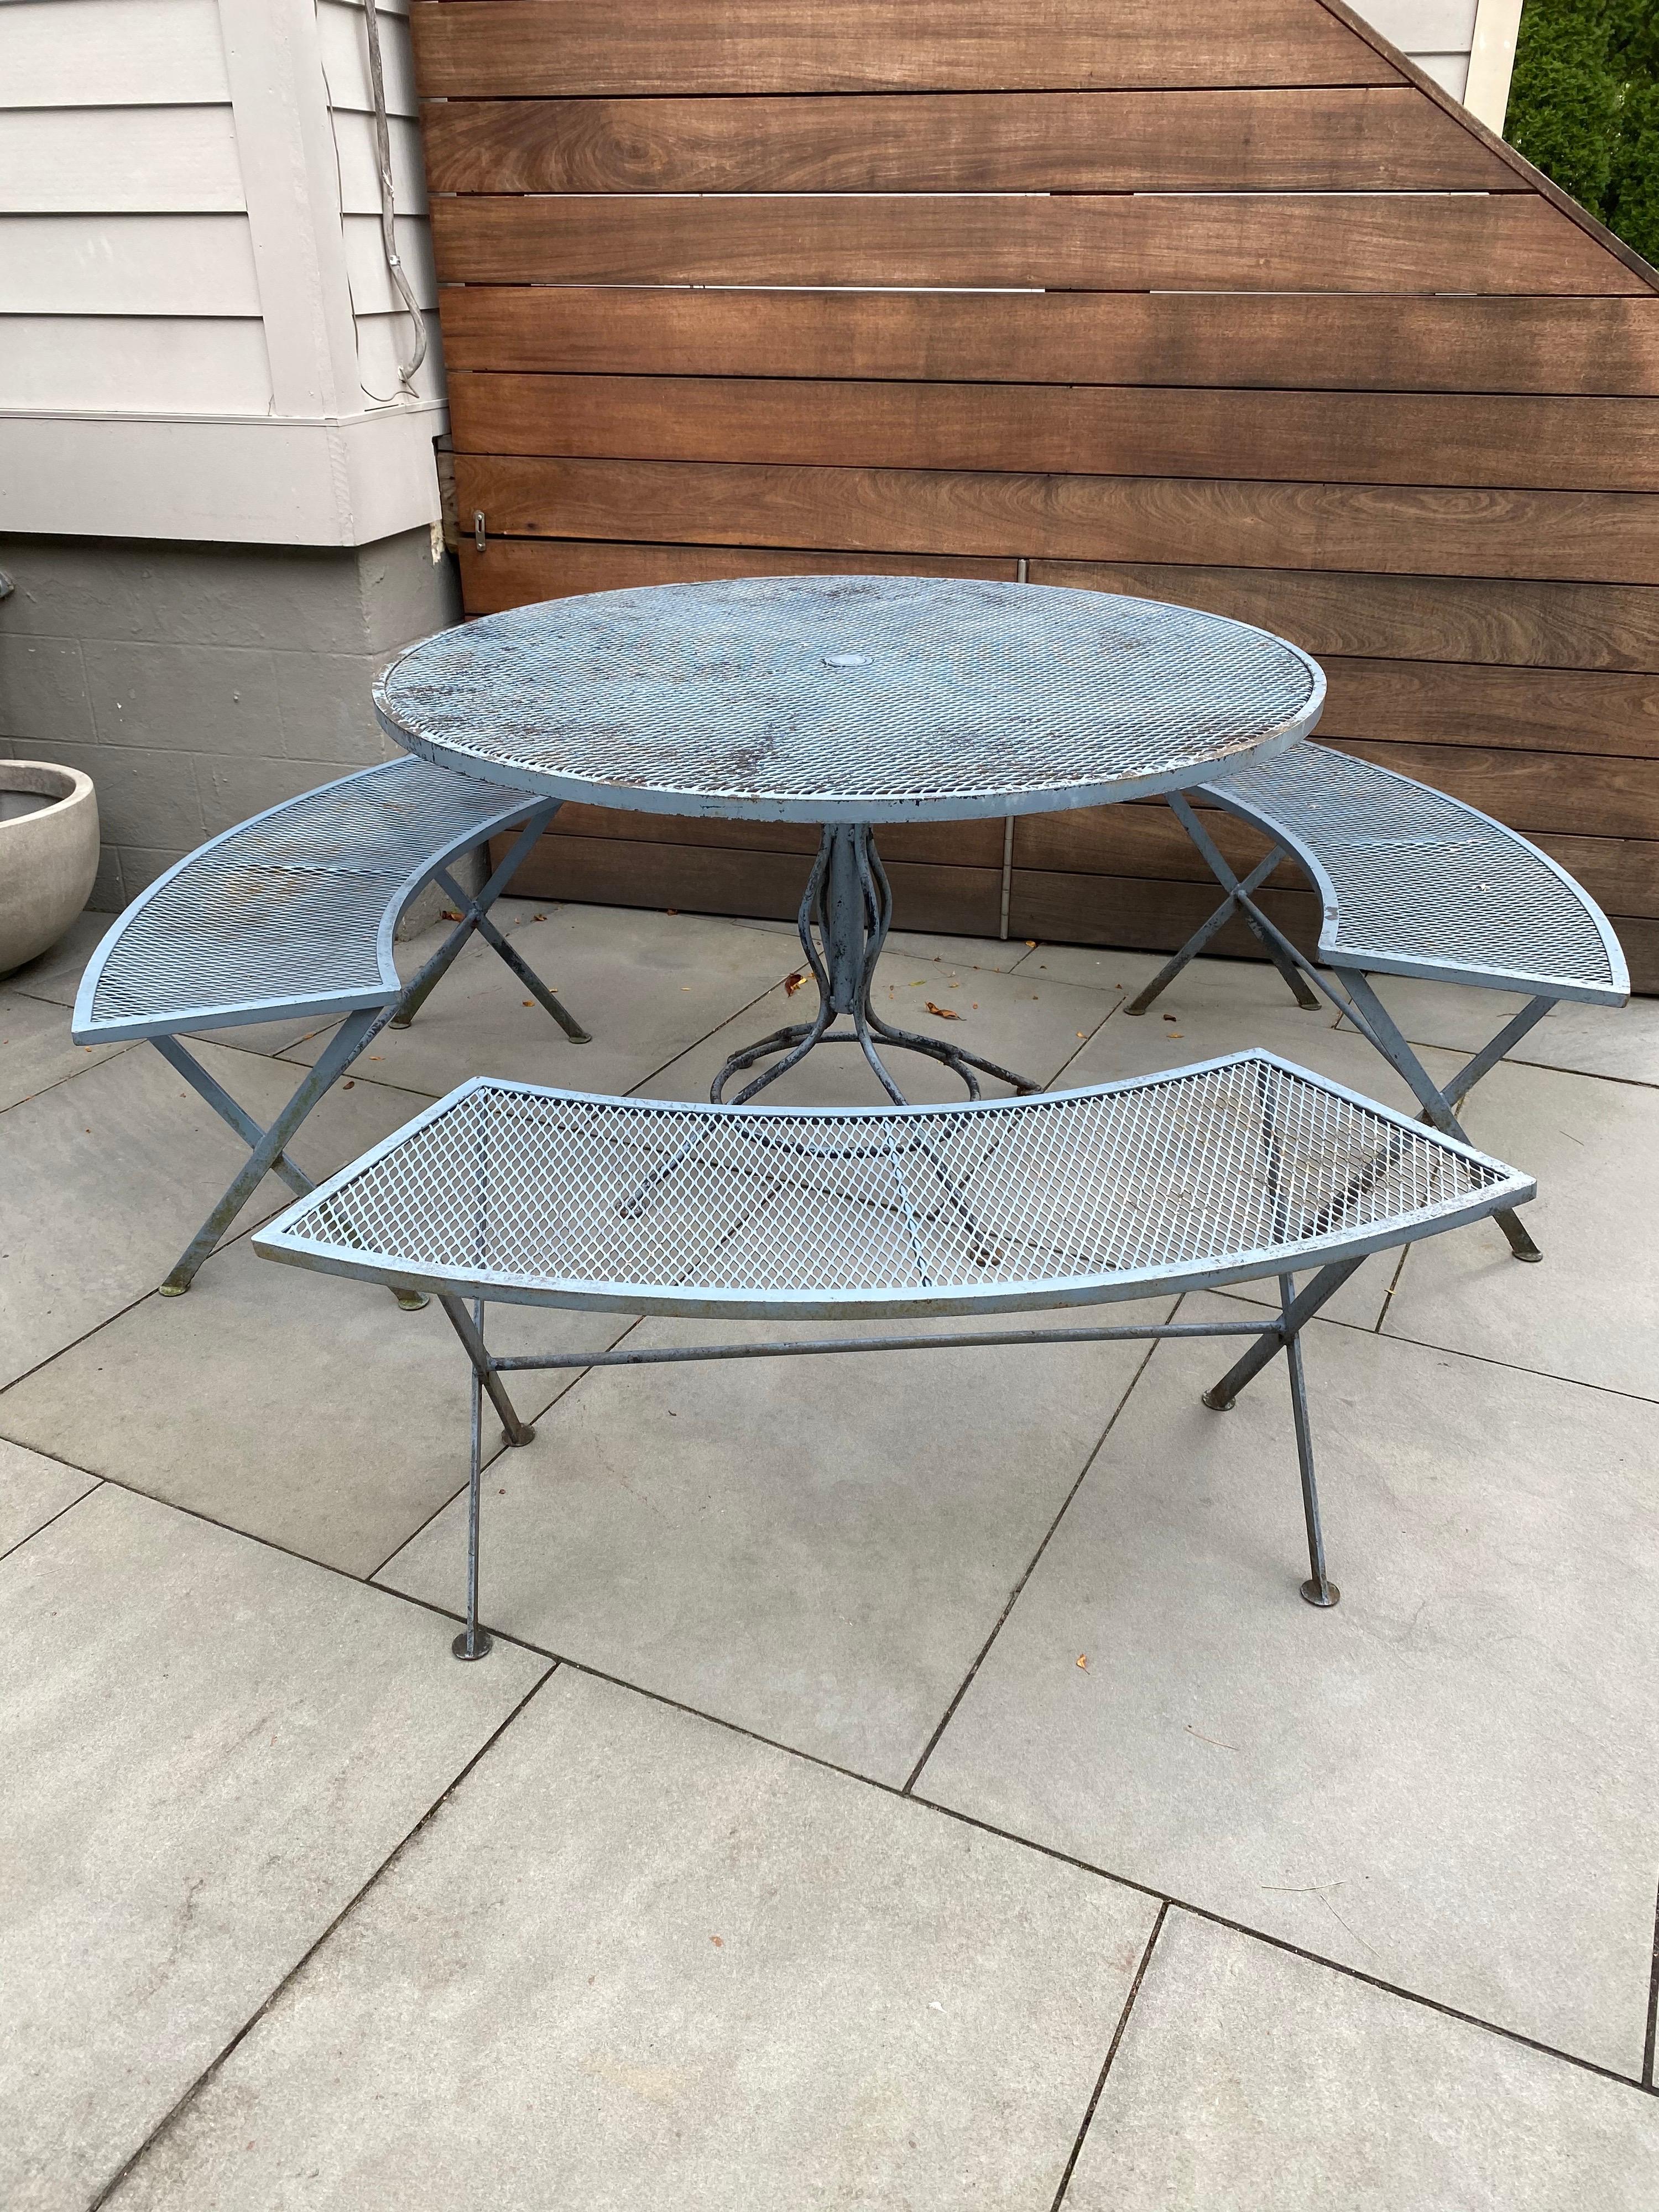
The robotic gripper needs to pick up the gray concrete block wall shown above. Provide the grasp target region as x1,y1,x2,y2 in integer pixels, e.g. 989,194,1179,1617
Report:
0,529,461,910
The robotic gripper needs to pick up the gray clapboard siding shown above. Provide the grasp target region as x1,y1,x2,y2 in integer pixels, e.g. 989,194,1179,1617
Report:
5,0,230,107
330,106,430,217
342,215,437,316
0,315,273,410
0,107,244,214
0,213,261,316
318,0,419,117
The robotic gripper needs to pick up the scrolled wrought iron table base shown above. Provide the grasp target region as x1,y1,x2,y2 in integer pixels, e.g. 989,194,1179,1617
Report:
711,823,1040,1105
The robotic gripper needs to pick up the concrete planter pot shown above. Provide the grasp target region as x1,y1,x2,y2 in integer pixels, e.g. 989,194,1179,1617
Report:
0,761,100,975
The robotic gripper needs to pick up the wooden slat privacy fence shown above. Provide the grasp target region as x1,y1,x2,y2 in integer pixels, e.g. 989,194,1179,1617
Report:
412,0,1659,988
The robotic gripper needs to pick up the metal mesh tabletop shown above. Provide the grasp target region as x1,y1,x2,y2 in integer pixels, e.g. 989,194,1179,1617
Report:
1199,745,1627,1000
254,1055,1530,1321
374,577,1324,825
72,758,541,1042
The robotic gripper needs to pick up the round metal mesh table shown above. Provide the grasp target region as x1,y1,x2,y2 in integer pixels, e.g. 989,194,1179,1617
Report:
373,576,1325,1101
374,576,1323,826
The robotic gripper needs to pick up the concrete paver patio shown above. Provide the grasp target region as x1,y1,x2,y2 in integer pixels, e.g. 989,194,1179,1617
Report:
3,897,1657,2208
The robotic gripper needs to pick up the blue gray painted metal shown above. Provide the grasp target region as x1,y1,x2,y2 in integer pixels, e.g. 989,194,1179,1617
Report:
252,1052,1532,1323
372,576,1326,826
70,759,589,1295
253,1052,1531,1651
1194,742,1628,1001
1128,742,1627,1262
71,757,562,1045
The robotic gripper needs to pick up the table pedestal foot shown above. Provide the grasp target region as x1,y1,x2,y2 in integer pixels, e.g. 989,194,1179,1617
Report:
711,825,1039,1105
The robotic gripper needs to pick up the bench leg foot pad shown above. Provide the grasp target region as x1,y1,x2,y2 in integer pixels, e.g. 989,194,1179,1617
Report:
1202,1387,1235,1412
1512,1248,1545,1265
503,1423,536,1448
395,1288,430,1312
1301,1578,1340,1609
158,1281,189,1298
452,1629,494,1661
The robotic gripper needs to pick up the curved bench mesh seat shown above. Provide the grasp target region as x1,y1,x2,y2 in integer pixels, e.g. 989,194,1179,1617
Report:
1198,745,1626,999
75,757,550,1041
1130,742,1630,1265
254,1056,1531,1656
256,1056,1528,1320
70,756,588,1296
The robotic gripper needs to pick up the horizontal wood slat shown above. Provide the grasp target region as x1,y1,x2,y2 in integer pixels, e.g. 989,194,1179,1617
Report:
1319,661,1659,755
1532,837,1659,919
500,836,1004,938
480,544,1659,677
498,813,1659,944
499,792,1659,920
1010,870,1312,961
1015,802,1659,919
1605,918,1659,988
413,2,1401,97
536,803,1007,868
421,88,1512,195
456,457,1659,586
447,373,1659,495
1033,562,1659,672
431,191,1640,295
437,289,1659,398
1325,738,1659,841
456,538,1020,612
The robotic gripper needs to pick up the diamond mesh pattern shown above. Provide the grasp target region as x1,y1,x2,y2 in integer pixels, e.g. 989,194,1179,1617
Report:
375,577,1321,819
84,759,535,1031
1202,745,1619,989
265,1058,1519,1314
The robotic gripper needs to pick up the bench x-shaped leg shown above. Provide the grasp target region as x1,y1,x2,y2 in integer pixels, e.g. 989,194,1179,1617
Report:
1125,795,1321,1015
1130,794,1550,1261
1329,970,1548,1262
154,1010,395,1298
152,810,589,1296
389,810,590,1043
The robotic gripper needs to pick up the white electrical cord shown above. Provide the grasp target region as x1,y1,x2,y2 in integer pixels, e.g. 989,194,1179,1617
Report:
363,0,426,389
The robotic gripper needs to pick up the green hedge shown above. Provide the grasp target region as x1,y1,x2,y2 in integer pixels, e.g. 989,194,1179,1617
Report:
1506,0,1659,265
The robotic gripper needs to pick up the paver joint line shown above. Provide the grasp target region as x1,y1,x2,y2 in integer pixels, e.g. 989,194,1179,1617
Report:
82,1664,561,2212
902,1321,1172,1798
1050,1902,1170,2212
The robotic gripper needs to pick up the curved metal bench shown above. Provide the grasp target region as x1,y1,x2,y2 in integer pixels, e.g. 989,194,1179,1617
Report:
1127,744,1629,1262
72,757,589,1296
253,1053,1532,1658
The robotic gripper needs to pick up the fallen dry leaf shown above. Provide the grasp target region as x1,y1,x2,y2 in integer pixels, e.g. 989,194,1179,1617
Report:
1025,939,1037,948
1168,1031,1183,1039
1076,1654,1089,1670
342,1079,354,1089
784,970,806,996
523,999,533,1006
925,1001,962,1020
710,1934,724,1948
